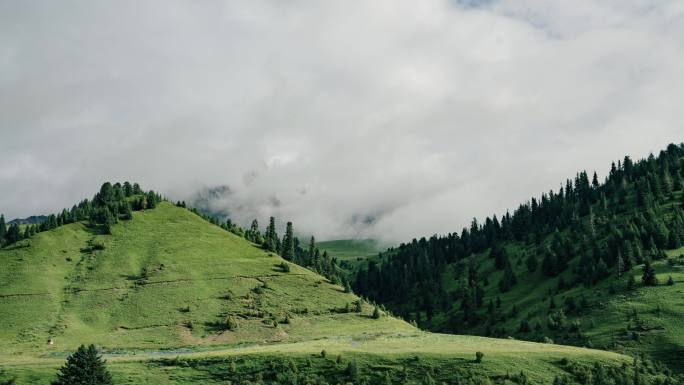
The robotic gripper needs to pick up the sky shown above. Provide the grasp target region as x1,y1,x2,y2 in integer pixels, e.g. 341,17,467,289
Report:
1,0,683,242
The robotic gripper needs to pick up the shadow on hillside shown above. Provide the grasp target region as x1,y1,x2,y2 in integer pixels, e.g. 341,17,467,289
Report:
120,273,143,281
3,240,31,250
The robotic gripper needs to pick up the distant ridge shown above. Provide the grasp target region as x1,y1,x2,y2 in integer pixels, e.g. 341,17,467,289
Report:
8,215,47,225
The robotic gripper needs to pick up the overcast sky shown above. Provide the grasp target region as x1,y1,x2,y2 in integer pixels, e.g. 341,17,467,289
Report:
1,1,683,242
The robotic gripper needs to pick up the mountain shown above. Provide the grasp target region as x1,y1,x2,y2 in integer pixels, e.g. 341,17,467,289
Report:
1,186,675,384
7,215,47,225
353,143,684,372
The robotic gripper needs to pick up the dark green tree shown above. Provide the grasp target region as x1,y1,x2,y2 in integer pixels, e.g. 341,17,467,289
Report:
0,214,6,246
499,261,517,292
281,222,295,261
641,261,658,286
6,224,21,244
51,344,113,385
264,217,279,252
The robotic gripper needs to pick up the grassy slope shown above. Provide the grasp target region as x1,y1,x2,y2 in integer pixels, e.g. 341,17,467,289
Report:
0,203,652,384
0,203,411,358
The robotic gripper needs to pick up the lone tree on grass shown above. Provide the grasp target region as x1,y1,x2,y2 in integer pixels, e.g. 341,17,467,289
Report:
475,351,484,363
51,344,113,385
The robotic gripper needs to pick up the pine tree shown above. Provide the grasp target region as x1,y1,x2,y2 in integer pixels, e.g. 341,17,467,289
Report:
6,224,21,244
102,208,116,235
248,219,260,243
308,236,316,266
642,261,658,286
281,222,295,261
51,345,113,385
499,261,517,292
264,217,278,252
0,214,6,246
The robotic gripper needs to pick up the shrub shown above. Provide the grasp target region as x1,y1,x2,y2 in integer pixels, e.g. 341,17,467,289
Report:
372,306,381,319
666,276,674,286
320,349,327,358
225,315,239,331
279,262,290,272
475,351,484,363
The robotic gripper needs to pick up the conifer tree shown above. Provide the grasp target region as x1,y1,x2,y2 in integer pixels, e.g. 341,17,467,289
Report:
51,344,113,385
6,224,21,244
247,219,260,243
308,236,316,266
281,222,295,261
642,261,658,286
264,217,278,252
0,214,6,246
499,261,517,292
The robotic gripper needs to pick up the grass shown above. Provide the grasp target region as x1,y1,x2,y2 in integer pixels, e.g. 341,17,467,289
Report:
316,239,389,261
1,332,634,384
0,202,662,384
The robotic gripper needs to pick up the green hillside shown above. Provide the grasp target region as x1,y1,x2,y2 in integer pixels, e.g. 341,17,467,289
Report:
353,143,684,372
1,195,674,384
0,202,411,358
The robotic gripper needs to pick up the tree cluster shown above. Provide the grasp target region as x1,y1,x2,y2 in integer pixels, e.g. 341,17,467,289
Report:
1,182,160,247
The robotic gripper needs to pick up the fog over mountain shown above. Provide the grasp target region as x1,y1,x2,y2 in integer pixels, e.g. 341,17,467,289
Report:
1,1,683,241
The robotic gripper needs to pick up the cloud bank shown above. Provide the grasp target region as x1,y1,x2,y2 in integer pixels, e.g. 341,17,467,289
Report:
1,0,683,241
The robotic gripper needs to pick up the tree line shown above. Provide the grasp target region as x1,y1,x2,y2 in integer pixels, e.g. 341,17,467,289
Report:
0,182,162,247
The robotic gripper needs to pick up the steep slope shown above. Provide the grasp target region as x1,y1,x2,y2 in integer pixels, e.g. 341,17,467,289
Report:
353,143,684,371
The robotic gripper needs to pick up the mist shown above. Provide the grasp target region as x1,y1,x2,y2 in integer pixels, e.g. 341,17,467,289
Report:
1,0,683,241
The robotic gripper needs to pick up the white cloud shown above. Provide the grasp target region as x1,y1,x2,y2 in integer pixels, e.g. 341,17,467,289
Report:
0,0,682,241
